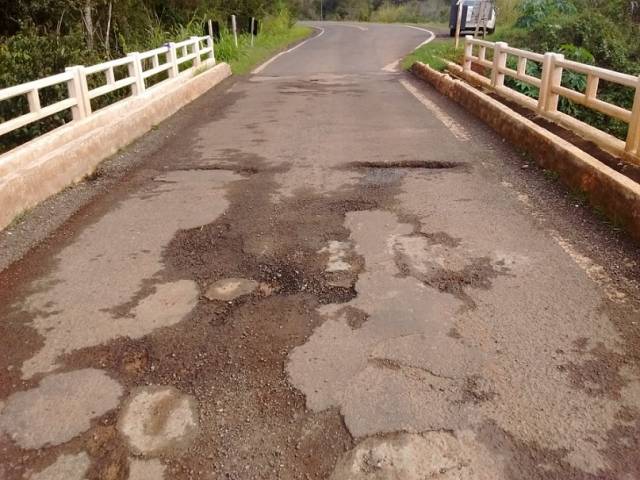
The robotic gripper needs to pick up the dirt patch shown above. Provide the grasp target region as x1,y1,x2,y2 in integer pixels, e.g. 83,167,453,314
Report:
86,425,129,480
342,306,369,329
395,254,509,309
461,375,497,405
560,342,629,400
478,418,640,480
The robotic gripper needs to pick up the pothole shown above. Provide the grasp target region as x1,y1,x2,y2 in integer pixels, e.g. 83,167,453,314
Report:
176,165,259,175
117,386,199,456
346,160,462,170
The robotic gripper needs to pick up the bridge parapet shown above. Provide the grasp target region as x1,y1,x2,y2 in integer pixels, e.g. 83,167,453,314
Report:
0,35,228,232
0,35,215,151
462,36,640,165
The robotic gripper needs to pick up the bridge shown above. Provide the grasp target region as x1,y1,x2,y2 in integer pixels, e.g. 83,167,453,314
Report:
1,22,639,479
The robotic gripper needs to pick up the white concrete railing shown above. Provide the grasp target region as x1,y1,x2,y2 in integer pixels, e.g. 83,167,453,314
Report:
462,36,640,161
0,35,215,140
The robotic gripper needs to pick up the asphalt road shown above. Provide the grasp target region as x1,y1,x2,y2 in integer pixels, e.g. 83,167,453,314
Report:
1,22,640,480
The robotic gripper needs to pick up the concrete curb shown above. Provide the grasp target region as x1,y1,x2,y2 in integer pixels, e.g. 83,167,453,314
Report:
411,62,640,242
0,62,232,231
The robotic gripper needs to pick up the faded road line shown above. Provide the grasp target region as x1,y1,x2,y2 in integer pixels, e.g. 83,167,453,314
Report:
399,78,471,142
252,28,326,74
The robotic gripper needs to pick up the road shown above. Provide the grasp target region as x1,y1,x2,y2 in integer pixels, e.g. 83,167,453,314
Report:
1,21,640,480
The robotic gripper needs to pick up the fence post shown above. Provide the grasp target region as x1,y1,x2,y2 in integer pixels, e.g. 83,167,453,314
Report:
626,76,640,156
463,36,473,73
231,14,238,48
65,66,90,120
251,17,255,47
191,37,202,68
491,41,508,89
167,43,179,78
127,52,146,95
207,20,216,62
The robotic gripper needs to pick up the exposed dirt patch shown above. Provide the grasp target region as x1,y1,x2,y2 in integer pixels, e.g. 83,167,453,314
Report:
342,306,370,329
478,418,640,480
395,254,509,309
460,375,498,405
86,425,129,480
560,342,629,400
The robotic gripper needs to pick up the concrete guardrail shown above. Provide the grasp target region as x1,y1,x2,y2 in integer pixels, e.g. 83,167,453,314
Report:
462,36,640,165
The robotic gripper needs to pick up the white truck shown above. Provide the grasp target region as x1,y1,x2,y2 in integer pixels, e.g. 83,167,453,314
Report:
449,0,496,37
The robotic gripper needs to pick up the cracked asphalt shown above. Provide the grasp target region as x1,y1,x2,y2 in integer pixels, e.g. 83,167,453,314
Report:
1,21,640,480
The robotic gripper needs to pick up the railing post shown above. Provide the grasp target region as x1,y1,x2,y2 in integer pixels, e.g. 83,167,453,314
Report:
463,36,473,73
491,41,508,89
26,89,41,115
167,42,179,78
191,37,202,68
542,53,564,114
207,20,216,62
626,76,640,156
127,52,146,95
65,66,90,120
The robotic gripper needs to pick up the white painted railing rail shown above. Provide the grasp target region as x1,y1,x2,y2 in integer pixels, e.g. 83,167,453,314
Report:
462,35,640,162
0,35,215,145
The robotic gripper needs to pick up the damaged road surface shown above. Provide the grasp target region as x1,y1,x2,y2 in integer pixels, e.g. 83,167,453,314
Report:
2,21,640,480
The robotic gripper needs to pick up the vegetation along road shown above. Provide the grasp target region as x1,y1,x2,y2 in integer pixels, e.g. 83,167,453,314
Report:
2,20,640,480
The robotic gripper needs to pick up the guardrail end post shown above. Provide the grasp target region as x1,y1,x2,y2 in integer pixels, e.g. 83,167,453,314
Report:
127,52,146,95
65,65,90,120
626,76,640,156
167,42,179,78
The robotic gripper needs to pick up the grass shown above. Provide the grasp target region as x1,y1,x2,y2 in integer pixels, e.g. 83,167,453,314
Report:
401,38,463,72
215,24,313,75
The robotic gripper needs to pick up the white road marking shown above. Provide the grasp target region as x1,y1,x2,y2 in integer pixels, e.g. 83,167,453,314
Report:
341,24,368,31
399,78,471,142
252,28,326,74
404,25,437,48
382,25,435,72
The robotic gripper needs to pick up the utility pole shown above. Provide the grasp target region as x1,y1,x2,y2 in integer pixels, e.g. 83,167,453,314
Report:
320,0,323,21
